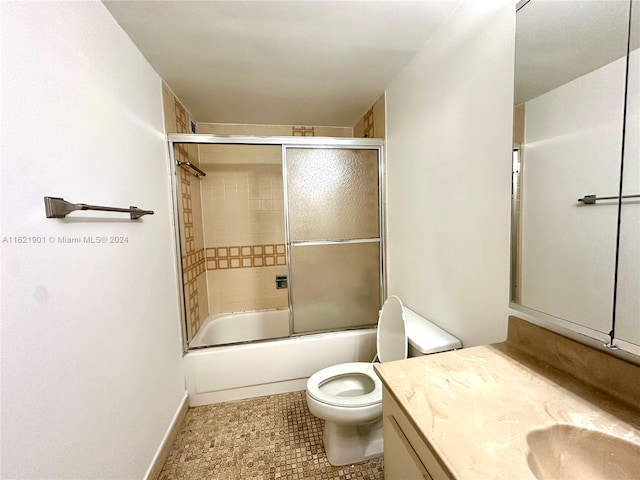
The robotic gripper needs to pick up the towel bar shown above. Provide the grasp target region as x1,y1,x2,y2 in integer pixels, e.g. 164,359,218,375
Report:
44,196,154,220
578,194,640,204
177,161,206,177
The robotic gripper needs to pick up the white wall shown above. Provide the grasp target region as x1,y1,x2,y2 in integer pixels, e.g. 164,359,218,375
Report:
0,2,186,478
385,0,515,347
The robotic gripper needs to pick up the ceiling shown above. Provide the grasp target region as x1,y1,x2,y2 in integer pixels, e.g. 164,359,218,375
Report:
515,0,633,105
104,1,463,127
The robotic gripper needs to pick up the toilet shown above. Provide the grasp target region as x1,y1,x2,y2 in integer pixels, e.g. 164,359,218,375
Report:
305,296,461,466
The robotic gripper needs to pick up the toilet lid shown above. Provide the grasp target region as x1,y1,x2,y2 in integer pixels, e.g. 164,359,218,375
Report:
377,296,408,363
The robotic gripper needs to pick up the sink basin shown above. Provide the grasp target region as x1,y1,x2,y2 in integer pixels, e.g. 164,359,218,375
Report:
527,425,640,480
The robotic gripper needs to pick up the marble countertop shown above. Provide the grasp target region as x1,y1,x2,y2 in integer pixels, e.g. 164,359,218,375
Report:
374,318,640,479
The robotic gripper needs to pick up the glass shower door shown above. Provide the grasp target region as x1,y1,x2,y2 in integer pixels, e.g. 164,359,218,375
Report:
285,147,383,334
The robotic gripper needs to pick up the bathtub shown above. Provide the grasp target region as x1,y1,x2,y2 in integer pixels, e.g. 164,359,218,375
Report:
184,318,377,406
189,309,290,348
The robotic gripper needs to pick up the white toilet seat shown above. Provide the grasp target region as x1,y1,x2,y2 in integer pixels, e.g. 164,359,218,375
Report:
306,297,407,412
306,362,381,408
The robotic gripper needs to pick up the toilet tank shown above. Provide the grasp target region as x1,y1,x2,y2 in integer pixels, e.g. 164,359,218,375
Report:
404,307,462,357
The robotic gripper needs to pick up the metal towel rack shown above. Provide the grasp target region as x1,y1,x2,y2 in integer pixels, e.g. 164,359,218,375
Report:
44,196,154,220
578,194,640,205
177,161,206,177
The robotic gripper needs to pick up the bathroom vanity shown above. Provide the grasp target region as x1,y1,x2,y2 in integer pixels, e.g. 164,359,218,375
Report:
374,317,640,480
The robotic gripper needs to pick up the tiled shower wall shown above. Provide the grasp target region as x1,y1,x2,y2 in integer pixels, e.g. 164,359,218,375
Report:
197,123,352,314
353,93,386,139
162,83,207,341
196,121,387,315
200,157,288,314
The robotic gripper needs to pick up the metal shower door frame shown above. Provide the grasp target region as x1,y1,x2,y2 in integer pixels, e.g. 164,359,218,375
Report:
282,143,386,337
167,134,385,353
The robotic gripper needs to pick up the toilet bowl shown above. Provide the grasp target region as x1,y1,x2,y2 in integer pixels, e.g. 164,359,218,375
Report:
307,362,382,426
306,296,461,466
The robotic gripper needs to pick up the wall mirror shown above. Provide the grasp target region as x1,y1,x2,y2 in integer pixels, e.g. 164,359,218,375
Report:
511,0,639,355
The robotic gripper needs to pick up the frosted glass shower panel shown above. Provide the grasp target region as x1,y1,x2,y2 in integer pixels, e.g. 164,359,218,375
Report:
287,148,379,241
290,242,381,334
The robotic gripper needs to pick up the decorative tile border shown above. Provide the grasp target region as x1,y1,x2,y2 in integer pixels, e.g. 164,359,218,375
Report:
175,98,204,337
292,126,315,136
206,244,286,270
182,249,205,279
363,107,374,138
175,101,188,134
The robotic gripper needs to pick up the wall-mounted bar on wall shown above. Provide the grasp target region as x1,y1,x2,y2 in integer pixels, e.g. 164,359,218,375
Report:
578,193,640,205
44,196,154,220
177,161,206,178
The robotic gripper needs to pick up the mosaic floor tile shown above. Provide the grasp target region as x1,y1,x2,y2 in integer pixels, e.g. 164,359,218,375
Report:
159,391,384,480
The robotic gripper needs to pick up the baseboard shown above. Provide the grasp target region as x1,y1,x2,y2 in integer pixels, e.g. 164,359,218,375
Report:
144,392,189,480
188,378,307,406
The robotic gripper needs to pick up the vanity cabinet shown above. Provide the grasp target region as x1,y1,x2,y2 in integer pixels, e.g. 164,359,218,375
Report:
382,387,451,480
376,318,640,480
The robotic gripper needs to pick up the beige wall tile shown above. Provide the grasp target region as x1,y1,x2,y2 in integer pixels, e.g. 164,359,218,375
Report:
371,94,386,138
197,123,236,135
197,122,353,139
164,85,209,340
263,125,292,136
314,126,353,137
353,93,386,138
190,179,205,251
201,156,286,314
199,144,282,166
162,83,178,134
353,116,365,138
197,272,208,325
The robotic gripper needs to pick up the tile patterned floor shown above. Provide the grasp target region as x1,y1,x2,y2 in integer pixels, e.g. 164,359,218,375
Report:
159,391,384,480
